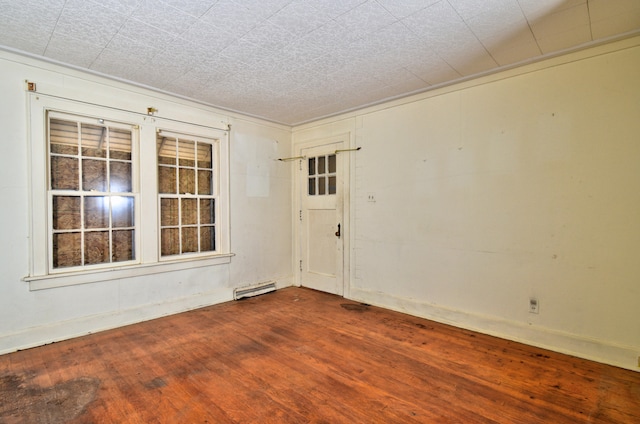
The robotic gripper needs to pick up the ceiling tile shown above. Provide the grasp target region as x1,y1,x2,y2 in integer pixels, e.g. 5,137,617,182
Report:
267,0,333,37
332,0,399,41
371,0,440,19
535,25,593,53
54,0,128,47
518,0,586,21
0,0,64,43
449,0,521,21
304,0,368,19
179,20,237,54
44,33,104,67
480,25,541,65
241,21,295,52
406,54,462,86
129,0,197,36
116,18,177,49
527,3,593,53
198,0,264,39
90,48,146,78
86,0,140,16
220,38,275,65
160,0,219,17
589,0,640,39
236,0,295,19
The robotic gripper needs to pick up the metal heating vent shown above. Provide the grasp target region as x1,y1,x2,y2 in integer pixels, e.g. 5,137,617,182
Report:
233,281,276,300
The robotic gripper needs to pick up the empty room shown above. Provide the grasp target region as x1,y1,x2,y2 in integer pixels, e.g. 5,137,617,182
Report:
1,0,639,422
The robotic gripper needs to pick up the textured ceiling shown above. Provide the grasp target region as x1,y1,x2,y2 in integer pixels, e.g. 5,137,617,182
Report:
1,0,639,125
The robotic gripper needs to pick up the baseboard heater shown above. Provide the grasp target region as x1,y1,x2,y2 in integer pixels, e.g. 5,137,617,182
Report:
233,281,277,300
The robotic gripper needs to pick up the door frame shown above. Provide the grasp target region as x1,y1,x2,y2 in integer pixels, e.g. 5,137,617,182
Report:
294,134,352,297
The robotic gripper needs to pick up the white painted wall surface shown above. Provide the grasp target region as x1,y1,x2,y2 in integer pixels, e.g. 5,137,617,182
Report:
0,50,293,353
294,37,640,371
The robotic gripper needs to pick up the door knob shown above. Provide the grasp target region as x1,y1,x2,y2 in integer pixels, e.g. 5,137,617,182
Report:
335,223,341,238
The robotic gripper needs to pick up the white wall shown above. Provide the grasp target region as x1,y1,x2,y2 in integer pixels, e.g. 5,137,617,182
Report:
0,50,293,353
294,36,640,371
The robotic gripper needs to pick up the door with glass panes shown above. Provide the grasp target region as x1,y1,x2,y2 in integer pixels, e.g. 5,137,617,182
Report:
299,141,344,295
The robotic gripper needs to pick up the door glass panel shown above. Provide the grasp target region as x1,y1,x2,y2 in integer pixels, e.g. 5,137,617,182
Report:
308,178,315,196
308,157,316,176
318,156,326,174
328,154,336,173
328,176,336,195
318,176,326,195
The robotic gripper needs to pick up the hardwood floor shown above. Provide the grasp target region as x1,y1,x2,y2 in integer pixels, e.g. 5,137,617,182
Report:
1,287,638,423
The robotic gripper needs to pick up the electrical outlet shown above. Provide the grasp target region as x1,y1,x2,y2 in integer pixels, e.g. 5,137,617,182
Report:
367,193,376,202
529,298,539,314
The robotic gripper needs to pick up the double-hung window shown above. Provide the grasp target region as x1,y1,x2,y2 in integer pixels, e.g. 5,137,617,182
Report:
26,93,230,290
157,130,218,257
48,112,137,270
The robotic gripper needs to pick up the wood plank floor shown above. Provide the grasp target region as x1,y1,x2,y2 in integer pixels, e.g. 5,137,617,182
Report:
1,287,638,423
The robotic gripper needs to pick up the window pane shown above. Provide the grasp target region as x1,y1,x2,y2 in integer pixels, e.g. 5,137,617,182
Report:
82,159,107,191
112,230,134,262
158,166,176,194
157,136,176,165
84,231,109,264
178,139,195,167
318,156,326,175
197,170,212,195
52,196,80,230
181,227,198,253
318,176,326,195
308,178,315,196
181,198,197,225
328,176,336,195
179,168,195,194
110,161,132,192
160,198,179,226
110,128,132,160
51,156,79,190
84,197,109,229
197,142,212,169
53,232,81,268
328,154,336,173
112,196,134,228
200,199,215,224
50,119,78,155
161,228,179,256
308,157,316,176
81,124,107,158
200,226,215,252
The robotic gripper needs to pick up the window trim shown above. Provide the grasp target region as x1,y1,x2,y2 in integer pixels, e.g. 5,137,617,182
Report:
26,93,231,291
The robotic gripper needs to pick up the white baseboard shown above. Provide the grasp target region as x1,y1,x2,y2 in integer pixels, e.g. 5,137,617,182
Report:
0,288,235,355
348,287,639,372
0,276,298,355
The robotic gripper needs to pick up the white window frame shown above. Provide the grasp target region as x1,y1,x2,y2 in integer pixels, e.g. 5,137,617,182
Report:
46,110,141,273
156,129,221,260
25,93,231,291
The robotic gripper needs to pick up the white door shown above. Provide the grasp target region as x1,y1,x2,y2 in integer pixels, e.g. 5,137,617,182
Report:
299,141,344,295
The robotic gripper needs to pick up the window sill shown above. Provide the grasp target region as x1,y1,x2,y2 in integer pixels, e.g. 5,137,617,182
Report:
24,253,235,291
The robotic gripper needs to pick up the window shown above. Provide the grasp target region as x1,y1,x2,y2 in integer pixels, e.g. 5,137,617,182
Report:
26,93,230,289
157,131,218,257
308,154,336,195
48,113,137,270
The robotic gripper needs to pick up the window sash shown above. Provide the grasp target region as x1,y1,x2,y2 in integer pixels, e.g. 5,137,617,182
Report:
47,112,140,273
157,130,220,258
